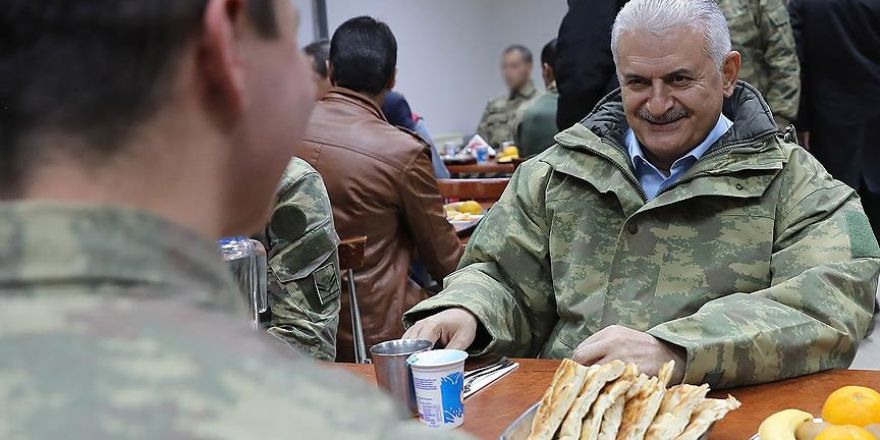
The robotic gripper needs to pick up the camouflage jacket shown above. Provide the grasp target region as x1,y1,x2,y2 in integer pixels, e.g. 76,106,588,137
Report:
477,80,538,148
405,83,880,389
264,158,341,361
719,0,801,125
0,202,471,440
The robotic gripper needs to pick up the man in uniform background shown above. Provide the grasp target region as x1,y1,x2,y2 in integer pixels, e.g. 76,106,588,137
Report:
476,45,538,148
718,0,800,127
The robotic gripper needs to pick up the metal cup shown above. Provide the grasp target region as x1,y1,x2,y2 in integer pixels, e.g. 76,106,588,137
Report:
370,339,434,414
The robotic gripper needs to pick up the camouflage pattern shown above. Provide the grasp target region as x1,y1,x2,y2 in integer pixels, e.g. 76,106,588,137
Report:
264,158,341,361
0,201,472,439
476,80,538,147
405,82,880,389
719,0,801,125
515,83,560,158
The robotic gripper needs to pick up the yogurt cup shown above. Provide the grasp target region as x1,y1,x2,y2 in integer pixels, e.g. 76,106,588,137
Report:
407,349,469,429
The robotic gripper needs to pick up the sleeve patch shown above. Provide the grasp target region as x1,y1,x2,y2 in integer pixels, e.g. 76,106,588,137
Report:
846,211,880,258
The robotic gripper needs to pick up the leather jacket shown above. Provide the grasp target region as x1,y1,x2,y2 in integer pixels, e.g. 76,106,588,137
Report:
294,87,463,361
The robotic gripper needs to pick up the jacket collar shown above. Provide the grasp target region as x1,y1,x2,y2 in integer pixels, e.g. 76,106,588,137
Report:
544,82,787,215
0,201,245,313
510,80,538,101
322,87,389,122
572,81,779,153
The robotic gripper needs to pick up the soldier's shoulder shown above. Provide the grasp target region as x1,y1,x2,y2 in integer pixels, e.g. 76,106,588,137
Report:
0,294,410,437
277,157,328,199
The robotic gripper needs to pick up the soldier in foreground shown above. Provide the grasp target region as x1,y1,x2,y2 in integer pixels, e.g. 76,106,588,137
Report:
405,0,879,389
0,1,469,438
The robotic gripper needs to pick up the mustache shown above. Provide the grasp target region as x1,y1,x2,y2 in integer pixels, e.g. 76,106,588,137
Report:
637,106,689,124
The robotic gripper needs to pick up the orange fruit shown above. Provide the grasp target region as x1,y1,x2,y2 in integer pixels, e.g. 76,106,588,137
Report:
822,386,880,427
814,425,877,440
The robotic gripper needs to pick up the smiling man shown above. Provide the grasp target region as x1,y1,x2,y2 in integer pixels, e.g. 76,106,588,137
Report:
404,0,880,389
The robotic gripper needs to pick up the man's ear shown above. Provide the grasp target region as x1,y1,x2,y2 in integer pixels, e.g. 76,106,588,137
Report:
721,51,741,97
385,68,397,91
326,60,336,86
543,63,554,81
200,0,246,113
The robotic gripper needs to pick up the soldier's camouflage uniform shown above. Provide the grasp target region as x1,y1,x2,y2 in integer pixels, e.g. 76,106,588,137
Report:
719,0,800,126
264,158,341,361
405,82,880,389
0,202,471,439
476,80,538,148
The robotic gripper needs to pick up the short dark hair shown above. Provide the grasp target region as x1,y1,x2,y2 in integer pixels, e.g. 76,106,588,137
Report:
541,39,558,68
329,16,397,96
0,0,277,195
504,44,533,64
304,39,331,78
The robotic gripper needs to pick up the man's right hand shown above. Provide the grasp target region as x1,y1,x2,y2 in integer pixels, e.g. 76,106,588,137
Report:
401,308,478,350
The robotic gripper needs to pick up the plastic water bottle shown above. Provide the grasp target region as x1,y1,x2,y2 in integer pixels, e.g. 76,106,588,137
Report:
217,236,268,328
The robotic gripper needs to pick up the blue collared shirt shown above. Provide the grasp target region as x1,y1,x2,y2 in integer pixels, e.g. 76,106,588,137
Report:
625,114,733,201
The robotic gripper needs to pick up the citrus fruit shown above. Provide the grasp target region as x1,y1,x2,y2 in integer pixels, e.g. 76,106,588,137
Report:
458,201,482,215
814,425,877,440
822,386,880,427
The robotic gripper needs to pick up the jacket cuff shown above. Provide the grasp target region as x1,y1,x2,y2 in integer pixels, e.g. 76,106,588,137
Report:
646,326,724,388
403,294,497,357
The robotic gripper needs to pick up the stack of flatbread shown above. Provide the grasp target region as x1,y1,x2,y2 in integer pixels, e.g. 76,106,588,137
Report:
526,359,740,440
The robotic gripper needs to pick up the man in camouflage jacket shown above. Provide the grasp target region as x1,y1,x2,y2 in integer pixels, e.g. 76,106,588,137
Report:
405,0,879,389
718,0,800,127
263,157,341,361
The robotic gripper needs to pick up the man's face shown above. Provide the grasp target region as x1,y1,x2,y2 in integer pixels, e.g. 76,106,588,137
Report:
231,0,315,235
306,54,332,100
617,27,736,168
502,50,532,91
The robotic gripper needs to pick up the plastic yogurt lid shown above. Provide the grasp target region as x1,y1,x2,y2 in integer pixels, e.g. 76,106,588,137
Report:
407,349,469,368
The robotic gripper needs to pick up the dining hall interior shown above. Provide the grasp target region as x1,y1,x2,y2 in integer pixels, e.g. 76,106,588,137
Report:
3,0,880,439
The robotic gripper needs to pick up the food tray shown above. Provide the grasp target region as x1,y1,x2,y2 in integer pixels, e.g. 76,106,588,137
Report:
498,403,713,440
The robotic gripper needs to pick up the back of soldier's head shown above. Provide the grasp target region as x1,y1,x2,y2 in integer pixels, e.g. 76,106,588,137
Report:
0,0,316,237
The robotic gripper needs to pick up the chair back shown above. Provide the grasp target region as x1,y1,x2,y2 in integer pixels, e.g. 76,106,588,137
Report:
337,236,367,271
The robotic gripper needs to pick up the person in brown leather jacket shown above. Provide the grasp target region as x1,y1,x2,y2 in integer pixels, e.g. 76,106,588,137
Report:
293,16,463,362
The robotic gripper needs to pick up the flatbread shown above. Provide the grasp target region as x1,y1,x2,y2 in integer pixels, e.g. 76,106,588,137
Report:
657,360,675,387
579,379,633,440
596,394,626,440
617,377,666,440
557,360,626,440
674,396,741,440
644,384,710,440
528,359,591,440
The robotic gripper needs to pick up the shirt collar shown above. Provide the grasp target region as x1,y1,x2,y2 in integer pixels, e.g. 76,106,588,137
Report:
510,80,537,100
626,113,733,172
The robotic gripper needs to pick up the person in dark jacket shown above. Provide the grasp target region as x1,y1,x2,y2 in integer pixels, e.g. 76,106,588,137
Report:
381,91,450,178
788,0,880,239
555,0,627,130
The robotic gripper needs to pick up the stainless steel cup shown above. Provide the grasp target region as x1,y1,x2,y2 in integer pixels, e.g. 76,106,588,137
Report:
370,339,434,414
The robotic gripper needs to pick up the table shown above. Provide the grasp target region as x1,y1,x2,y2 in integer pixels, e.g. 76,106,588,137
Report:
333,359,880,439
446,160,516,176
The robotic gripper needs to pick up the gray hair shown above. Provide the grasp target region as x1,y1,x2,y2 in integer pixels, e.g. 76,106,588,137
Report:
611,0,732,69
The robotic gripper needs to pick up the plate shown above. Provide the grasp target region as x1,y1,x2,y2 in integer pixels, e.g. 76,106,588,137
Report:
498,403,714,440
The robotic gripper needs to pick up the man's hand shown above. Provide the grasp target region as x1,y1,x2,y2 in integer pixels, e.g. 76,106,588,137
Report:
572,325,686,384
402,308,478,350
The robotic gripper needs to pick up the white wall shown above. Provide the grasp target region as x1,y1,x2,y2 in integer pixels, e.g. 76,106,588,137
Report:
319,0,568,136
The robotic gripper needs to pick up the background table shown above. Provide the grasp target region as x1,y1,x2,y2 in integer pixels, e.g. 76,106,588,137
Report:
333,359,880,439
446,160,516,176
